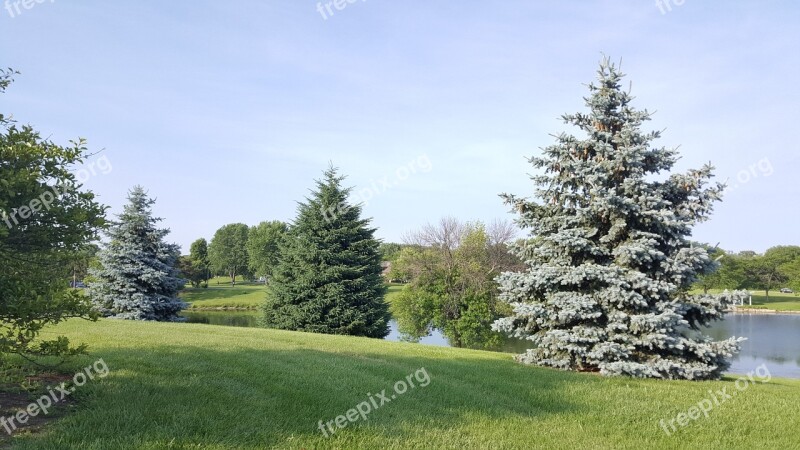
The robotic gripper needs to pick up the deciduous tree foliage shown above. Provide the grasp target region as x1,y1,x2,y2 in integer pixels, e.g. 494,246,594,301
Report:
0,69,106,361
261,166,389,338
692,244,730,294
740,246,800,297
779,258,800,293
378,242,403,262
494,59,744,380
710,251,748,291
693,246,800,294
246,220,288,281
88,186,186,321
175,238,212,288
176,255,206,288
208,223,250,285
391,218,521,349
69,243,100,287
189,237,211,286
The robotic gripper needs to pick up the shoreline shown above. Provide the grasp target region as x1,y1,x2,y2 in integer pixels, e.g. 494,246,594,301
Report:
185,307,800,315
729,308,800,315
185,307,258,311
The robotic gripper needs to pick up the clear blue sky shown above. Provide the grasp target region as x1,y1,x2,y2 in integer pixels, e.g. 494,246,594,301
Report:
2,1,798,253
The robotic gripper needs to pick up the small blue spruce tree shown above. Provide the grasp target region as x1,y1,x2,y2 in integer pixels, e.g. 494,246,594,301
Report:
494,58,745,380
88,186,187,321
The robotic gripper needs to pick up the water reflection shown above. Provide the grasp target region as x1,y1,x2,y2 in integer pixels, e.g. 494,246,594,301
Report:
181,311,529,352
181,310,259,327
705,313,800,379
385,320,531,354
180,311,800,379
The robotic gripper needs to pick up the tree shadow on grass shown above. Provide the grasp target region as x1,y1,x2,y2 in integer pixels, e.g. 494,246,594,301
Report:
11,344,587,449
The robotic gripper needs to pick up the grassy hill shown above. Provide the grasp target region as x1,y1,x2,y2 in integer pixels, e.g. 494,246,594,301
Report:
180,278,265,310
8,319,800,449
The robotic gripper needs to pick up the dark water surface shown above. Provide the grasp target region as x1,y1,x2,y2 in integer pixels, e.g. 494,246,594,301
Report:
180,311,800,379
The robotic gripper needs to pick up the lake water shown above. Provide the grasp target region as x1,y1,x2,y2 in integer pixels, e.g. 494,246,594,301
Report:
705,313,800,379
180,311,800,379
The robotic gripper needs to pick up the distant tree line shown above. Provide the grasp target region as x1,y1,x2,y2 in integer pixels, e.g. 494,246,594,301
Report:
693,245,800,296
181,220,289,287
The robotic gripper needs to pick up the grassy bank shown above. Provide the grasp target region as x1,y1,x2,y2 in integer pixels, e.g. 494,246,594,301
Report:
184,283,800,313
180,277,265,310
737,291,800,312
8,319,800,449
696,289,800,312
181,280,406,310
385,283,404,304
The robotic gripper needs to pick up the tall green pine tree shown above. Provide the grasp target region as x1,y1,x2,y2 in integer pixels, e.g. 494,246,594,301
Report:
88,186,187,321
261,166,389,338
494,59,744,380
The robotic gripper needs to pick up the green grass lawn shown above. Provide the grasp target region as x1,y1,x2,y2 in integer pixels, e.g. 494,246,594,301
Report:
180,277,266,309
182,280,404,310
699,289,800,312
8,319,799,449
739,291,800,312
385,283,404,304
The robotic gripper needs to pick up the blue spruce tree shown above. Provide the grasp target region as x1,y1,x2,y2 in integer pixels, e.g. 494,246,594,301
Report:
88,186,187,321
494,59,744,380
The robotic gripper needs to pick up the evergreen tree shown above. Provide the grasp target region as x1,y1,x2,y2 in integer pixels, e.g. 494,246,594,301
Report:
88,186,186,321
493,59,744,380
261,166,389,338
